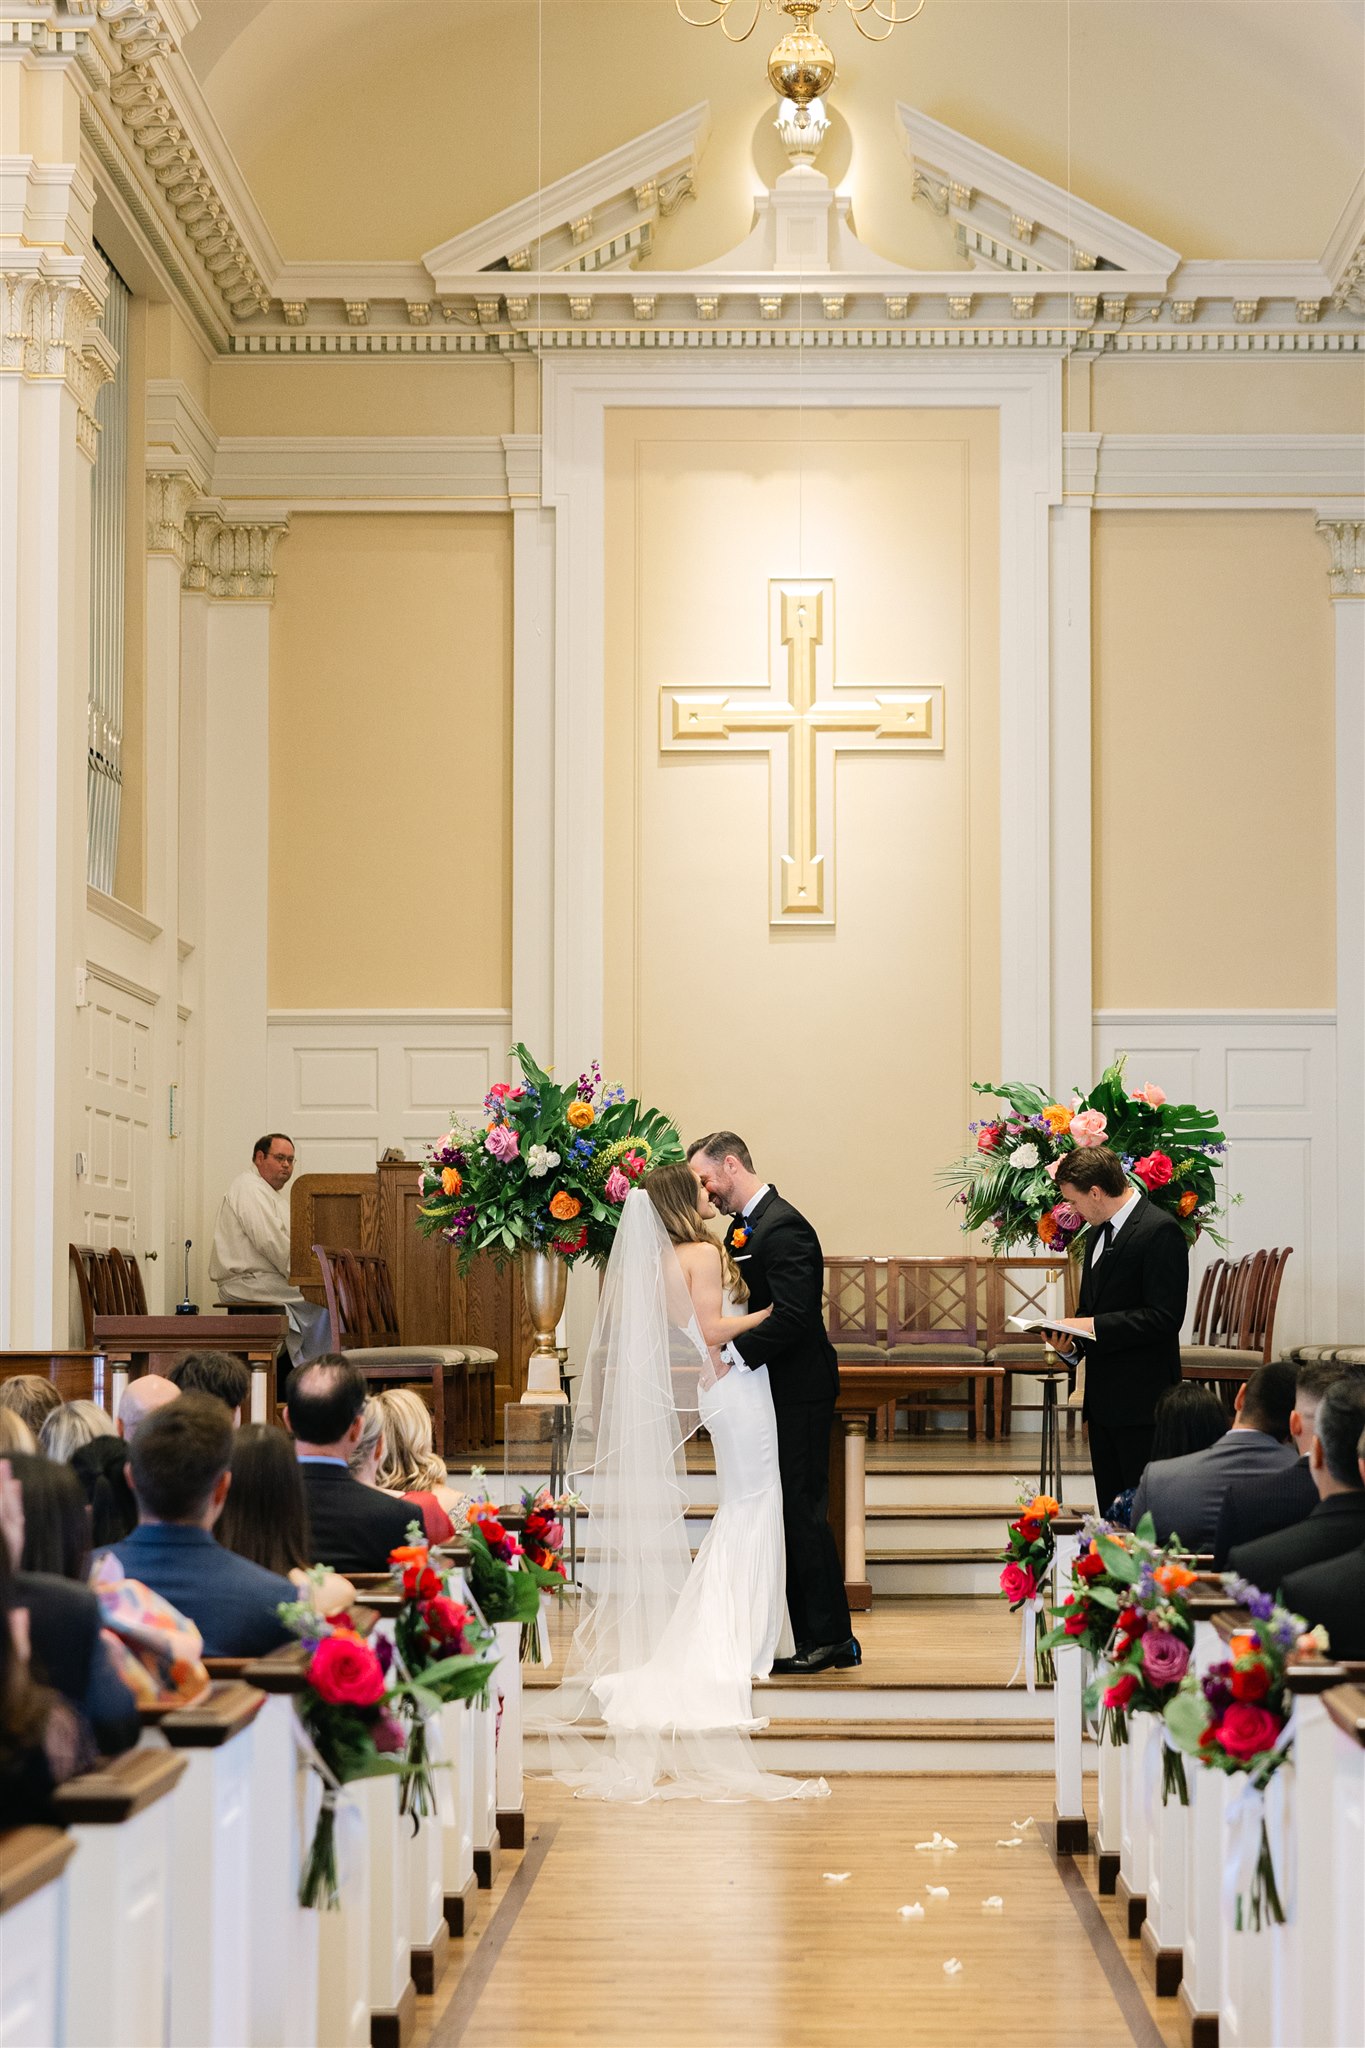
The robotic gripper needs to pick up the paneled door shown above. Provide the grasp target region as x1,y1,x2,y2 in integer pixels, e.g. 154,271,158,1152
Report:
79,976,153,1258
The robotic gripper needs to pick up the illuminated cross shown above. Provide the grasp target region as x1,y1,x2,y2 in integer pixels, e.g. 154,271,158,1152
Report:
660,579,943,926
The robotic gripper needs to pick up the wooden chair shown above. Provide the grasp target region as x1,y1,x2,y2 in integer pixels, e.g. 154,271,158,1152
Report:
887,1257,991,1440
823,1258,896,1437
313,1245,495,1457
983,1255,1073,1439
1181,1246,1294,1406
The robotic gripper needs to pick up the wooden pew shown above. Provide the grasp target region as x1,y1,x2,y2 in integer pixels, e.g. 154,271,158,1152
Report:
0,1827,76,2047
1320,1681,1365,2048
1049,1515,1089,1854
1276,1660,1365,2048
0,1352,103,1406
238,1644,323,2048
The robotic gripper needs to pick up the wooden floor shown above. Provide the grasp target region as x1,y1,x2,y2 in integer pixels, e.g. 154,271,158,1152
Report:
412,1776,1182,2048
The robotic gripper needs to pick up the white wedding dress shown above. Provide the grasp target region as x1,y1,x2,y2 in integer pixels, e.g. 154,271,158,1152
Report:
531,1193,825,1803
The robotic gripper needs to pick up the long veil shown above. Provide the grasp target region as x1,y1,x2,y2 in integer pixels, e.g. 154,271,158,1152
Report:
529,1189,826,1803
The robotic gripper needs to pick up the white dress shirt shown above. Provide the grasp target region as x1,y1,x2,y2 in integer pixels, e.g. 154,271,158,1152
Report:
1090,1186,1140,1266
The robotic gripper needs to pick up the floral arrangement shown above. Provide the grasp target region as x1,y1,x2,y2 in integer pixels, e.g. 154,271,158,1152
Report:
1082,1518,1197,1802
461,1501,543,1632
518,1488,568,1587
415,1043,683,1269
941,1056,1228,1254
387,1534,496,1823
999,1491,1060,1689
1041,1516,1131,1663
1163,1583,1312,1928
279,1588,415,1909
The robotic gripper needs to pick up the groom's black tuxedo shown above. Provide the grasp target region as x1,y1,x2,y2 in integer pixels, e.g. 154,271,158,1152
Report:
726,1189,851,1650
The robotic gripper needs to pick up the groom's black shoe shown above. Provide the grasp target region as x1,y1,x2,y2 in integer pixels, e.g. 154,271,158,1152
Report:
784,1637,862,1675
767,1648,810,1676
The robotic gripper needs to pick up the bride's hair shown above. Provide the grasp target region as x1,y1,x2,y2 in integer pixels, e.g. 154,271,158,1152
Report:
644,1162,748,1301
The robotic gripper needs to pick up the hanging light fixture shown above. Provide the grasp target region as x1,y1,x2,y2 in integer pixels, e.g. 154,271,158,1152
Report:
677,0,926,106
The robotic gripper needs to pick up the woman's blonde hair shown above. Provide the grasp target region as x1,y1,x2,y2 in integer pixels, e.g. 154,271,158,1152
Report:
374,1387,447,1494
0,1408,35,1456
348,1396,383,1476
39,1398,115,1463
643,1162,747,1300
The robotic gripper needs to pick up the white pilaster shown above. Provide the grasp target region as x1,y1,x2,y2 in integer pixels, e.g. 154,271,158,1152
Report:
509,465,555,1063
1317,518,1364,1336
1049,495,1095,1097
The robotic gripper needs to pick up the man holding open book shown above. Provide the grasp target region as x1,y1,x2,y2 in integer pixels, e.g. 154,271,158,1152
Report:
1037,1146,1190,1514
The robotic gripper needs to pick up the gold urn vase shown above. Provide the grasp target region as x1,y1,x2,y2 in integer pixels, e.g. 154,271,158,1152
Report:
520,1247,569,1405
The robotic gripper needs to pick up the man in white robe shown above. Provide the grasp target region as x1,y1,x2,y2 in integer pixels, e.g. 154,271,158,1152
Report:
209,1134,331,1364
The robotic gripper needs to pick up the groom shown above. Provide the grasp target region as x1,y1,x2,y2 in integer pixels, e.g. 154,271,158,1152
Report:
688,1132,859,1675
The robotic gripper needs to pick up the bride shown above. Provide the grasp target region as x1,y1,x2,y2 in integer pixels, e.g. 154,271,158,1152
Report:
532,1167,827,1803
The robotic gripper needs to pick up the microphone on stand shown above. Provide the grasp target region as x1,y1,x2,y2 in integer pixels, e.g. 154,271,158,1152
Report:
176,1238,198,1316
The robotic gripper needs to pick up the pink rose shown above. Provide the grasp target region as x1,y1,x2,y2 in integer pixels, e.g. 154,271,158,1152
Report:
1133,1083,1167,1108
485,1124,520,1162
1134,1151,1174,1190
1069,1109,1109,1148
1213,1704,1283,1762
603,1166,631,1203
1140,1628,1191,1688
999,1561,1038,1605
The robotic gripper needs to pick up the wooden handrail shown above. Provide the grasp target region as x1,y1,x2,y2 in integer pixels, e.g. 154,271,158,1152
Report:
1286,1658,1365,1696
1212,1607,1257,1642
161,1680,266,1749
50,1747,188,1825
1322,1683,1365,1745
0,1828,76,1915
239,1643,311,1694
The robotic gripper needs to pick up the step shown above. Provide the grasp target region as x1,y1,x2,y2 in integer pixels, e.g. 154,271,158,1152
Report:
678,1504,1025,1555
868,1552,1007,1596
523,1716,1082,1776
525,1670,1050,1723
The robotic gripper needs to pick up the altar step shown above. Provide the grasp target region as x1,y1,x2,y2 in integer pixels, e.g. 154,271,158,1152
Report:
522,1714,1070,1776
474,1460,1095,1516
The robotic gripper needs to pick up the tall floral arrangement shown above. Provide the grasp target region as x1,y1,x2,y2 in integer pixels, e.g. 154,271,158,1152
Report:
415,1043,683,1269
940,1055,1228,1254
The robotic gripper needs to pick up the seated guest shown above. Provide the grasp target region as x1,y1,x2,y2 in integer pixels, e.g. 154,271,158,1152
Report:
1130,1362,1299,1551
40,1398,116,1463
1211,1360,1349,1564
0,1407,36,1456
374,1388,468,1543
112,1395,294,1657
115,1373,180,1439
10,1455,91,1579
0,1375,63,1438
216,1424,354,1617
209,1134,329,1365
1229,1378,1365,1591
69,1437,138,1547
285,1359,413,1573
1283,1413,1365,1660
168,1351,250,1425
1107,1382,1228,1528
0,1539,97,1821
349,1396,384,1488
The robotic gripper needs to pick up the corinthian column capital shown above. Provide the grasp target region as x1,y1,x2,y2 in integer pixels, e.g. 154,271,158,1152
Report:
1316,517,1365,599
182,503,289,600
145,465,197,564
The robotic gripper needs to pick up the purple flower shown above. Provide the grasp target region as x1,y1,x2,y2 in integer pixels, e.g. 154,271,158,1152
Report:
1141,1628,1191,1687
373,1634,394,1675
373,1710,407,1756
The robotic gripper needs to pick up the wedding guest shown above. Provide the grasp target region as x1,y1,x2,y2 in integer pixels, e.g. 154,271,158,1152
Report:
373,1387,467,1543
1106,1382,1227,1528
10,1455,90,1579
1212,1359,1352,1564
285,1360,412,1573
69,1436,138,1547
115,1373,180,1439
0,1407,36,1456
348,1396,384,1488
0,1539,92,1822
1130,1362,1299,1552
215,1424,355,1617
169,1350,250,1424
0,1376,62,1438
1228,1377,1365,1590
113,1395,294,1657
40,1399,116,1464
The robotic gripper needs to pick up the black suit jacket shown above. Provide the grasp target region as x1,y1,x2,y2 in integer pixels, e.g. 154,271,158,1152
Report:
1076,1194,1189,1428
1212,1456,1319,1567
19,1572,139,1757
1228,1491,1365,1595
727,1189,839,1407
300,1460,416,1573
1282,1538,1365,1661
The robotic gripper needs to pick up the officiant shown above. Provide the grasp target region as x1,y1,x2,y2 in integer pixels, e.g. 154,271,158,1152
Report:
1046,1146,1191,1512
209,1133,331,1366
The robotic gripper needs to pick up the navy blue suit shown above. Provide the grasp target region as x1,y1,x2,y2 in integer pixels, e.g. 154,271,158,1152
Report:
112,1524,295,1658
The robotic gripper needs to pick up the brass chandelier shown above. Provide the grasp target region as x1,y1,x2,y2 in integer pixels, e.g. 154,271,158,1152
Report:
676,0,926,107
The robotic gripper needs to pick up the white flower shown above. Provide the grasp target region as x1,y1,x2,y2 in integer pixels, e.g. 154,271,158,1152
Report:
526,1144,561,1179
1011,1142,1041,1170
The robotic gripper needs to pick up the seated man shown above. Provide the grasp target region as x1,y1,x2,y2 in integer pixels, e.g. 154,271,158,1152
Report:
209,1133,329,1365
115,1373,179,1440
1130,1361,1299,1552
285,1358,413,1574
169,1350,250,1425
1230,1378,1365,1592
113,1395,294,1657
1211,1360,1346,1565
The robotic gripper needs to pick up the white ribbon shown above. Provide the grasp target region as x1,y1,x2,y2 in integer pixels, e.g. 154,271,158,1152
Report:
1221,1723,1294,1931
1008,1596,1045,1694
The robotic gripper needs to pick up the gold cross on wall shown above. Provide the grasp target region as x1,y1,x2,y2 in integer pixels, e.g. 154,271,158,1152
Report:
660,579,944,926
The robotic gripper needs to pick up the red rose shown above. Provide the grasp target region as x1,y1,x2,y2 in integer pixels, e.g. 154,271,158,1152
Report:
977,1123,1003,1153
1075,1553,1105,1581
1013,1515,1043,1543
1103,1671,1138,1710
999,1561,1038,1604
308,1632,387,1708
1212,1704,1283,1762
474,1514,507,1547
1064,1609,1089,1637
1116,1606,1148,1639
1133,1151,1174,1190
425,1595,471,1648
403,1564,442,1601
1229,1661,1272,1703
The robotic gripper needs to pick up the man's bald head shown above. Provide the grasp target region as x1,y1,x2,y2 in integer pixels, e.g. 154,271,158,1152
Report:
117,1374,181,1440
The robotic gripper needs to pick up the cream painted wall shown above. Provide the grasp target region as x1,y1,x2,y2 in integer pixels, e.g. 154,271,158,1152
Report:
1092,360,1365,437
1092,510,1335,1010
267,512,513,1008
604,406,999,1254
209,359,516,438
144,301,213,416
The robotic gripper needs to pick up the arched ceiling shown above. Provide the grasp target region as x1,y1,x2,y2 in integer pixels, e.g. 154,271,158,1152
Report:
184,0,1365,268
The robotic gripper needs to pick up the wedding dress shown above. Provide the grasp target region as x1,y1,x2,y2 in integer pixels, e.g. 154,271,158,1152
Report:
530,1191,826,1804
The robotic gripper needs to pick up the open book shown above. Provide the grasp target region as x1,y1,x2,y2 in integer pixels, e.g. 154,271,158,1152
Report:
1006,1314,1089,1342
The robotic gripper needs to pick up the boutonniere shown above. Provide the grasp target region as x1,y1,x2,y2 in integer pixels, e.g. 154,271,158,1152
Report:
731,1224,750,1250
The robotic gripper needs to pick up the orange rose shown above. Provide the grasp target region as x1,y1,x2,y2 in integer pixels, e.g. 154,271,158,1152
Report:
390,1544,429,1569
567,1103,595,1130
1177,1189,1198,1218
549,1191,582,1221
1027,1494,1060,1519
1042,1104,1073,1136
441,1166,463,1197
1230,1633,1258,1660
1037,1209,1060,1245
1154,1563,1197,1595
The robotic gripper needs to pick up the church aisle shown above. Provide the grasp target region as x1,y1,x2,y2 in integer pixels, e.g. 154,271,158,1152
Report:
414,1777,1183,2048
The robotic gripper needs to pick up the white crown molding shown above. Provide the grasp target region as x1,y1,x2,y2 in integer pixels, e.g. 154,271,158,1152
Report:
211,434,541,510
87,885,162,945
145,375,217,489
1321,168,1365,313
1064,434,1365,508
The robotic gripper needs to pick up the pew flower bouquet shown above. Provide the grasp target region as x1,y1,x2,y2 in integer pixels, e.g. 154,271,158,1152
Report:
941,1056,1229,1252
388,1535,497,1824
1163,1584,1317,1929
1083,1520,1197,1801
461,1502,543,1635
415,1043,683,1268
1041,1517,1130,1663
998,1490,1060,1688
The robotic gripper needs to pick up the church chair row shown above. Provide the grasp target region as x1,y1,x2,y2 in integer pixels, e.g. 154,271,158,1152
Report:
1048,1526,1365,2048
1182,1246,1294,1393
0,1570,529,2048
69,1242,148,1346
